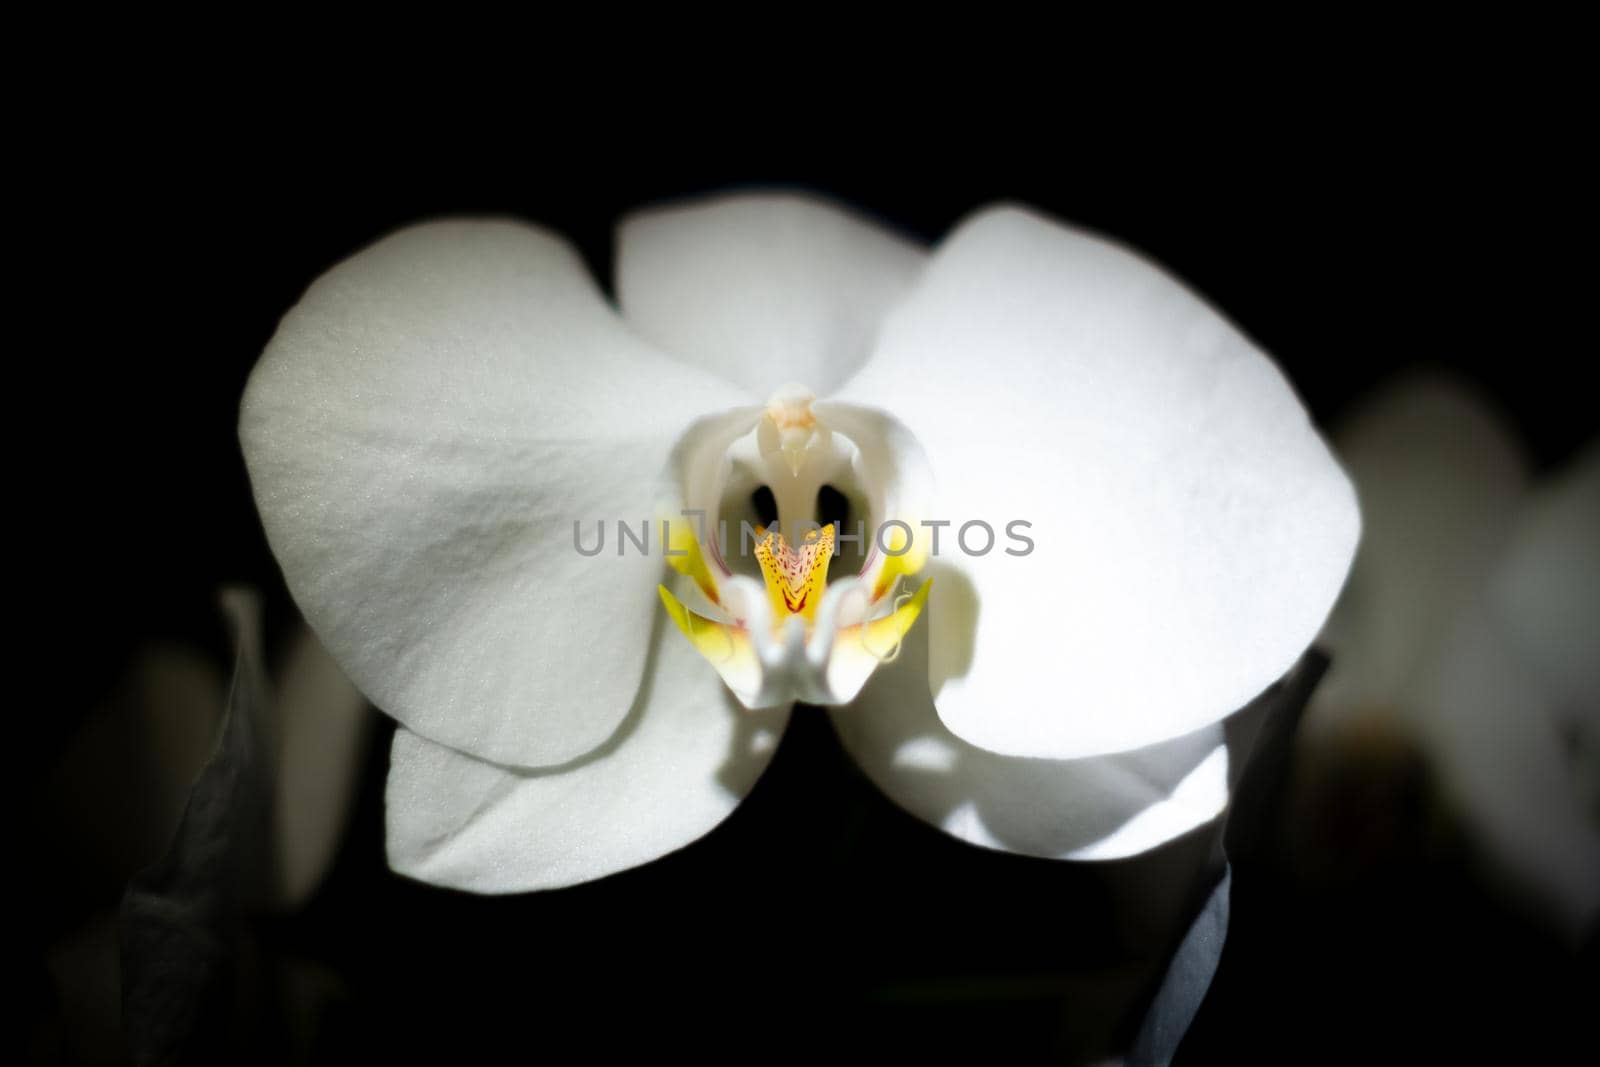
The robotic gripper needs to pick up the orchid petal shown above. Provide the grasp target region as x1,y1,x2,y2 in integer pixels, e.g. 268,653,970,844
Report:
811,401,936,600
830,619,1232,860
617,193,926,397
836,204,1359,759
656,584,763,701
386,621,791,892
821,577,931,706
241,220,751,767
667,405,765,556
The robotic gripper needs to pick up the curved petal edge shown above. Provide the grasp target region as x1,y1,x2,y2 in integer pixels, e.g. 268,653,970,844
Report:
837,203,1360,759
241,218,750,767
386,623,792,893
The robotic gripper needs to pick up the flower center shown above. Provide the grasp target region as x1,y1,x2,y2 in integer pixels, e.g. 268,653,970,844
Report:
656,391,934,709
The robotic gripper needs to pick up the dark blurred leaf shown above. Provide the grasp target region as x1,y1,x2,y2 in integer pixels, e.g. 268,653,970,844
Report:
1224,651,1331,861
1130,865,1232,1065
1130,650,1330,1065
120,590,272,1066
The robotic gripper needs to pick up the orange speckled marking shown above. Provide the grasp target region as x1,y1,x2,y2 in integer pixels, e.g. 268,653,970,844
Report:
754,524,835,623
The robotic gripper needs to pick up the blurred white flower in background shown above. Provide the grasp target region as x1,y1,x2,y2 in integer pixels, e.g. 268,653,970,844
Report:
1300,376,1600,938
239,192,1359,893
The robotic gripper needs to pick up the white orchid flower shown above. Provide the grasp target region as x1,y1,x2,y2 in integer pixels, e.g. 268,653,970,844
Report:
1303,376,1600,938
240,193,1358,893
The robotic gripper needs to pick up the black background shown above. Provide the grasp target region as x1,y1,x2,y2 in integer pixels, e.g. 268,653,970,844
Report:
29,78,1594,1063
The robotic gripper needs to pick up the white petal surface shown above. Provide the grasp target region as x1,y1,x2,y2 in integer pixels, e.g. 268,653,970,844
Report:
242,220,750,767
836,205,1360,759
386,620,791,893
829,618,1232,861
617,193,926,398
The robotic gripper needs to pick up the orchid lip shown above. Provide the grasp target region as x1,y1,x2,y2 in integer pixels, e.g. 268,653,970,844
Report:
658,389,934,708
659,517,932,709
754,523,834,622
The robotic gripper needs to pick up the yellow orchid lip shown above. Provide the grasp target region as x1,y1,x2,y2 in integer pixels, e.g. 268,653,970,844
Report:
754,524,835,622
653,383,937,706
658,515,931,707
